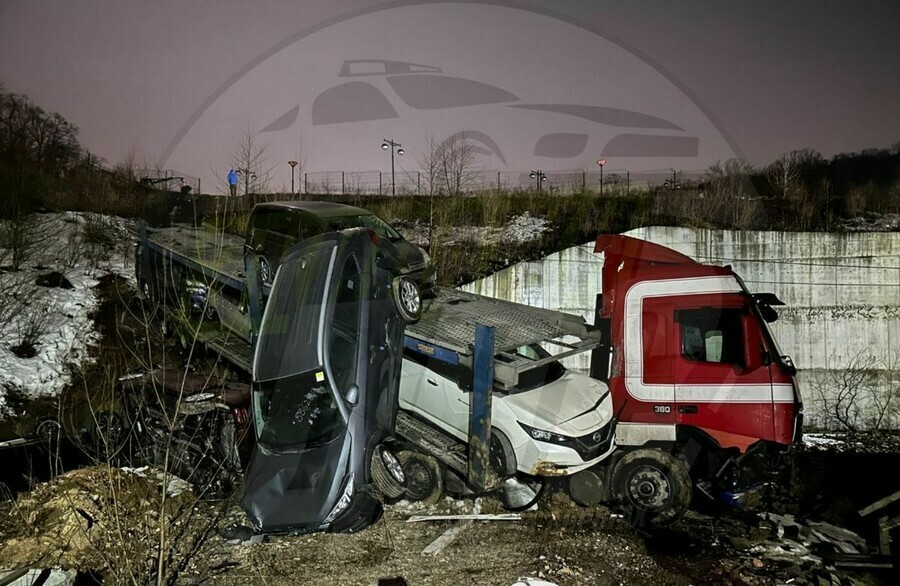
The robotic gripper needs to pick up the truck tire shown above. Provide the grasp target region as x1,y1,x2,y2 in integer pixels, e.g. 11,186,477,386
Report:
393,277,422,324
371,445,407,500
612,449,691,526
397,451,443,505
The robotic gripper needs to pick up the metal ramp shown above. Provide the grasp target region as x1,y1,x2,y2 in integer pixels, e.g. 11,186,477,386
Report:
146,225,246,289
191,322,254,372
395,410,468,475
405,289,602,389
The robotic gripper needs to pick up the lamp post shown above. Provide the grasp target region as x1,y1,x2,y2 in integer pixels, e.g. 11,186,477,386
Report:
235,168,257,196
529,169,548,193
288,160,298,195
596,159,607,196
381,138,404,196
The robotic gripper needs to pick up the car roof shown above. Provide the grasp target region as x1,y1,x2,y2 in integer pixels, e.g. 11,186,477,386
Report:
252,200,372,218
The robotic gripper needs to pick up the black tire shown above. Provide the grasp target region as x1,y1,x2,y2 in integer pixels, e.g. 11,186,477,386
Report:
397,451,443,505
88,410,128,459
393,277,422,324
490,429,517,477
612,449,692,527
371,445,407,500
35,418,62,455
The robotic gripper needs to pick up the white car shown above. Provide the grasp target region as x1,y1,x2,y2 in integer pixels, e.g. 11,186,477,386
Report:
399,343,615,478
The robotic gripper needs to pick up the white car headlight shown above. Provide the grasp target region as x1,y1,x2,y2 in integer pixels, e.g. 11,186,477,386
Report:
322,473,355,526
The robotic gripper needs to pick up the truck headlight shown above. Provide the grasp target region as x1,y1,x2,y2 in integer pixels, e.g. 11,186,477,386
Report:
322,473,354,526
518,422,572,445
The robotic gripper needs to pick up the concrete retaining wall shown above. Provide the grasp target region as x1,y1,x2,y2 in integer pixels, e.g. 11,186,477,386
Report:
462,227,900,429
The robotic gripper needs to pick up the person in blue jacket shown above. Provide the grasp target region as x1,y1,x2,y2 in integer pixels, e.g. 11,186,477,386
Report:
228,168,239,196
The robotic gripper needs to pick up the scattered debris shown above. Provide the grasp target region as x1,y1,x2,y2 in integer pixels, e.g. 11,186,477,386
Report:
407,513,521,523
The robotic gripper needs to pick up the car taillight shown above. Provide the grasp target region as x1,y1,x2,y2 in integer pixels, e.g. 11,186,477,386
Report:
367,230,381,246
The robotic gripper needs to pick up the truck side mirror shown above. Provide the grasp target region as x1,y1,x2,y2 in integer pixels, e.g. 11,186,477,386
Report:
741,314,763,371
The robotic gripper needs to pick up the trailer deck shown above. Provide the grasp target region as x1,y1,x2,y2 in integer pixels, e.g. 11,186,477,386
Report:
405,289,602,388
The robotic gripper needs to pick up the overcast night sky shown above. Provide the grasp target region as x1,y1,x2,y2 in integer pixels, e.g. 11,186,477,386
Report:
1,0,898,191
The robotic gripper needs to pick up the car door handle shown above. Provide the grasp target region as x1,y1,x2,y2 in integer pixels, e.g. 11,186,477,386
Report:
427,379,438,387
678,405,698,414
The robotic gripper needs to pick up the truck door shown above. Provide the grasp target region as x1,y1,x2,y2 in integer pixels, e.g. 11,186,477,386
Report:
672,302,775,449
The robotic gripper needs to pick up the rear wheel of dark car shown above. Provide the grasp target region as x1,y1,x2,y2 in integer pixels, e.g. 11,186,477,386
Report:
393,277,422,324
398,450,443,505
371,445,407,499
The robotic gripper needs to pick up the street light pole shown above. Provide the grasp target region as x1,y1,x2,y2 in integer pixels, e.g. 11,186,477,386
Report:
529,170,547,193
596,159,607,196
381,138,404,196
288,160,298,195
235,168,257,197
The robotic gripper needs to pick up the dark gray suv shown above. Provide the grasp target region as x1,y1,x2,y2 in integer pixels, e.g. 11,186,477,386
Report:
245,201,435,297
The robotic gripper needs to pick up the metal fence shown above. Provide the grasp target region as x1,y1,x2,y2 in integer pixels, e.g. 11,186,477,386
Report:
301,168,705,196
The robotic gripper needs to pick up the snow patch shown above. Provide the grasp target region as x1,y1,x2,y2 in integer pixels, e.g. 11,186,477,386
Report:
0,212,135,418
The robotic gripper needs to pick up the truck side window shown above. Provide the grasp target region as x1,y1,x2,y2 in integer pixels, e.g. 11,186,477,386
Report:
677,308,744,365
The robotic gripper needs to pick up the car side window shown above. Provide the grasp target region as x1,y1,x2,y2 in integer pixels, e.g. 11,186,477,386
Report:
248,209,269,248
405,351,472,391
298,211,324,240
329,255,362,392
677,307,744,365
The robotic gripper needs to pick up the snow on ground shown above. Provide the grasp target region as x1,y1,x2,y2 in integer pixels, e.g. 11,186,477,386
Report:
0,212,135,418
394,212,550,247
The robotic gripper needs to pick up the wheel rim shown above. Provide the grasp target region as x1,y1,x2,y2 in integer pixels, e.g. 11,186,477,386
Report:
381,450,406,484
258,258,271,283
626,465,671,510
406,461,435,500
96,412,125,449
399,279,420,315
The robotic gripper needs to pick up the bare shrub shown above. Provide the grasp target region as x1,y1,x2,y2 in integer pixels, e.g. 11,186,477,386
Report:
11,299,50,358
0,211,52,271
808,351,900,431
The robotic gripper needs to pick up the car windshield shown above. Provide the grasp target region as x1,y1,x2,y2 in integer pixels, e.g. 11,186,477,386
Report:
254,241,337,381
507,344,566,393
325,214,401,241
253,370,344,450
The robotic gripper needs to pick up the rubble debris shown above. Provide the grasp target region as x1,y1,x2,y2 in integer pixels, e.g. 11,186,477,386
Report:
406,513,521,523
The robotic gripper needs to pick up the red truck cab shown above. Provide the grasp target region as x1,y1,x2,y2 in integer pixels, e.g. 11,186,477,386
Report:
592,235,802,518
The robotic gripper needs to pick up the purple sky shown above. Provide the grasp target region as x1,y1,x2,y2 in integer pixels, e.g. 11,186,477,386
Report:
1,0,898,191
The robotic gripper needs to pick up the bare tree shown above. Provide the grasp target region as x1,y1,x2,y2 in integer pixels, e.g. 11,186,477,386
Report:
434,131,480,198
229,124,275,201
810,351,878,431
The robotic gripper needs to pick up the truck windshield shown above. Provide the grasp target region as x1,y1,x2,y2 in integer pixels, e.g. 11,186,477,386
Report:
253,370,344,451
325,214,401,241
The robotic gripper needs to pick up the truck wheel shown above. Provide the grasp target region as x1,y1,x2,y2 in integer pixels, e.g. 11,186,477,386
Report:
371,445,407,500
397,451,443,505
393,277,422,324
612,449,691,526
